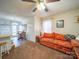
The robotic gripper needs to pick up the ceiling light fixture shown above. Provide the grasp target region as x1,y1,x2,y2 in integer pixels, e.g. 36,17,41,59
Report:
37,0,46,10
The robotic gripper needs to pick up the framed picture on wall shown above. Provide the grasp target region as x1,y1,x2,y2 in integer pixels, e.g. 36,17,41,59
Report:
56,20,64,28
75,16,79,23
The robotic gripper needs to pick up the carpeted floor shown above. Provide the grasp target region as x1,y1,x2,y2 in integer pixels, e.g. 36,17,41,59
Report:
3,40,73,59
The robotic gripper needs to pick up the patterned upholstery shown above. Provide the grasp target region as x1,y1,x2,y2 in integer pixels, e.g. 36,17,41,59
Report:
64,34,76,41
36,32,73,55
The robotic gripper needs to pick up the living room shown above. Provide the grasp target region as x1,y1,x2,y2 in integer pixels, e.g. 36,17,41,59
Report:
0,0,79,59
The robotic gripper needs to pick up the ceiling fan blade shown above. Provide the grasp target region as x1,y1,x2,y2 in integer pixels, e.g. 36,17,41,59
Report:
45,7,48,12
32,7,37,12
46,0,60,3
43,4,48,12
22,0,36,3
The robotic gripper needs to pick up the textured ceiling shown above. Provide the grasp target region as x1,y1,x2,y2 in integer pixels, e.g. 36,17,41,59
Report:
36,0,79,17
0,0,79,17
0,0,35,17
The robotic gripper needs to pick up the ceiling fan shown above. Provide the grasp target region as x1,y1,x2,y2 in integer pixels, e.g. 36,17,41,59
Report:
22,0,60,12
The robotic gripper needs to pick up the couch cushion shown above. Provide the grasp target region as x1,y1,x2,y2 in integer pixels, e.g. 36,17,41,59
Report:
40,38,72,49
43,33,54,38
54,33,65,40
40,38,53,42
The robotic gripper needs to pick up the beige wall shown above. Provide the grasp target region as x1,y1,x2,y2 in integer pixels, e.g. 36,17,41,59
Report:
34,15,41,36
52,9,79,36
35,9,79,36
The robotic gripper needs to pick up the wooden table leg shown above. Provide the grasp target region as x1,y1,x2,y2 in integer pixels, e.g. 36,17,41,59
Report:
0,47,2,59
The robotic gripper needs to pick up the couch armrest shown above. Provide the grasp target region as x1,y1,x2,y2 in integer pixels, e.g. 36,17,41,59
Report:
71,40,79,47
37,35,44,39
36,36,44,42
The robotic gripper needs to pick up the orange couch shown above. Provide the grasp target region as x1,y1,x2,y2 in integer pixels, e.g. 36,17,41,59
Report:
36,33,73,55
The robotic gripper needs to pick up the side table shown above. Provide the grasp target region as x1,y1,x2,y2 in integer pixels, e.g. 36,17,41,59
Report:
73,46,79,59
71,40,79,59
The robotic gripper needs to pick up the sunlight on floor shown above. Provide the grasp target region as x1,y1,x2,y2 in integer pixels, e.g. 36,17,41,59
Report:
11,37,24,47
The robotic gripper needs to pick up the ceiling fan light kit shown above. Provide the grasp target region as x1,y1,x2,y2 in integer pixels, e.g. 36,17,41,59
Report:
22,0,60,12
39,3,46,9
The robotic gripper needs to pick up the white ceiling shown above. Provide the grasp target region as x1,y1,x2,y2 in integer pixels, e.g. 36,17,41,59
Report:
0,0,79,17
0,0,35,17
36,0,79,16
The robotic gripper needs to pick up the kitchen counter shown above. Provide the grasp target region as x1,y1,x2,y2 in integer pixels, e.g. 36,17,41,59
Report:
0,35,10,39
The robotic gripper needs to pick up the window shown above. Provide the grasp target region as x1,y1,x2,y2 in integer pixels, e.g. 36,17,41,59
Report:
11,23,26,36
19,25,25,32
11,23,18,36
42,20,52,33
